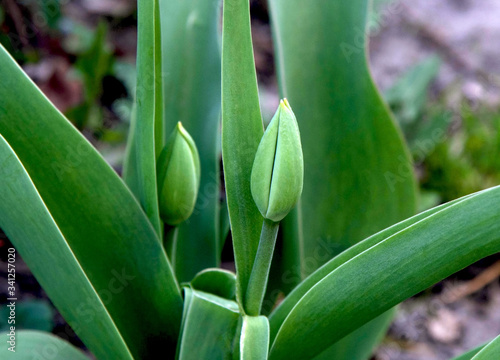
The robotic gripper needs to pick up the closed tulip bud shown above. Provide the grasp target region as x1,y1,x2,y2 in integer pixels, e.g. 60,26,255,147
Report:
157,122,201,226
251,99,304,222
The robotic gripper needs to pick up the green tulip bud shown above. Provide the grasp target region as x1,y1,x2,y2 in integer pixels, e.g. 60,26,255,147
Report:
251,99,304,222
157,122,201,226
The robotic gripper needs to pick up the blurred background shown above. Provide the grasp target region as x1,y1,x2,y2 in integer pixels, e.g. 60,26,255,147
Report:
1,0,500,359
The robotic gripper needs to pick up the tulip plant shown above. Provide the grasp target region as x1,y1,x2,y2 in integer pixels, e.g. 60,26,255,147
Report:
1,0,500,359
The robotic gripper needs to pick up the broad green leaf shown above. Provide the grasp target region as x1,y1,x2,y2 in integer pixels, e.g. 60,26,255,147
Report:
268,0,417,357
451,344,486,360
312,309,395,360
176,287,240,359
240,316,270,360
160,0,222,282
471,335,500,359
123,0,162,236
269,186,500,360
0,45,182,358
2,330,89,360
269,192,480,340
269,0,416,276
190,268,237,300
0,134,131,359
222,0,264,309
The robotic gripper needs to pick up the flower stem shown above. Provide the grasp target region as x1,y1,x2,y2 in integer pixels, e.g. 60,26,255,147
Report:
245,218,280,315
164,224,179,268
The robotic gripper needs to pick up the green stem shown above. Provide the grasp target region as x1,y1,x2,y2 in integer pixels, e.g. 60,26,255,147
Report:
164,225,179,268
245,218,280,315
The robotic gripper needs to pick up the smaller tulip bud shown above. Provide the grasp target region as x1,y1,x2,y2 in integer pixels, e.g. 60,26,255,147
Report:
157,122,201,226
251,99,304,222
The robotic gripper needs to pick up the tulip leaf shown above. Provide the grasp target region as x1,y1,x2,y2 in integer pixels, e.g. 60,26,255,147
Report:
269,192,479,340
268,0,417,357
312,309,396,360
190,268,237,300
451,345,485,360
0,45,182,359
0,135,132,359
222,0,264,308
2,331,90,360
160,0,222,282
240,316,270,360
269,0,416,275
269,186,500,359
471,335,500,360
123,0,162,235
176,287,240,359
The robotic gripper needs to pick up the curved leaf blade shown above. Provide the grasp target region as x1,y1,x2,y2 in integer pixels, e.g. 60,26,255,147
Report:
240,316,270,360
177,288,240,359
0,44,182,358
190,268,237,300
160,0,222,282
269,192,479,340
124,0,162,235
451,344,486,360
269,0,416,278
0,135,131,359
312,309,395,360
268,0,417,357
471,335,500,360
222,0,264,308
270,186,500,359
